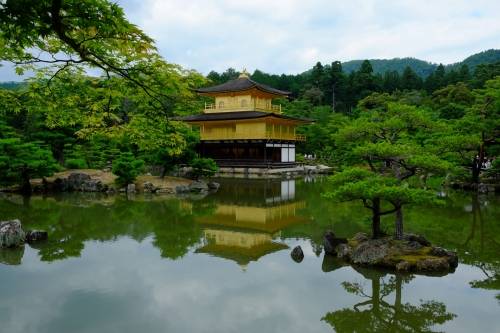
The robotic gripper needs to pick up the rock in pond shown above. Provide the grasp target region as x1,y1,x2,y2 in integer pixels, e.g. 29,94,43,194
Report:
323,231,347,255
189,181,209,193
291,246,304,263
25,230,48,243
0,219,25,248
207,181,220,191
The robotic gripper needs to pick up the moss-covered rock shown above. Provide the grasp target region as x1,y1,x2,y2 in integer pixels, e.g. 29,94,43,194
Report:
326,232,458,273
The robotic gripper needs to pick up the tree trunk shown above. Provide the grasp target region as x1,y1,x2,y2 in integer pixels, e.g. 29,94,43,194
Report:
20,168,32,195
394,205,403,240
331,83,336,112
472,143,485,185
471,159,481,184
372,198,382,239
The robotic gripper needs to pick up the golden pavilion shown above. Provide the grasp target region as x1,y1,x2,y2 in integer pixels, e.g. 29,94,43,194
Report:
183,71,312,168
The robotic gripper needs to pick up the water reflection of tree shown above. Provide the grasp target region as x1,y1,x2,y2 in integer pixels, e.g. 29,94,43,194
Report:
464,193,500,304
0,196,202,262
322,269,456,332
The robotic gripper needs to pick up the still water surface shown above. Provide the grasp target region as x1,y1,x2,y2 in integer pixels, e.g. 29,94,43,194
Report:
0,177,499,333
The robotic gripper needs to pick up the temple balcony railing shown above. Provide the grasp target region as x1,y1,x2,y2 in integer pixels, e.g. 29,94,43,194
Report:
199,131,305,141
204,102,281,113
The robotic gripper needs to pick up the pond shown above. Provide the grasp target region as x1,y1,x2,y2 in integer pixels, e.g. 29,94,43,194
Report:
0,177,499,333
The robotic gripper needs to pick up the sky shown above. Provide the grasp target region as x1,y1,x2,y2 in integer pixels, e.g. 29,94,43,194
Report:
1,0,500,81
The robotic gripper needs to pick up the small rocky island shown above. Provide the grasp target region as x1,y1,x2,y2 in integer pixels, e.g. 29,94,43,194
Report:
323,231,458,273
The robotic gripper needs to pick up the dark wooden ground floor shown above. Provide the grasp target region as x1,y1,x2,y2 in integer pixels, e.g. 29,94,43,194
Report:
199,141,297,168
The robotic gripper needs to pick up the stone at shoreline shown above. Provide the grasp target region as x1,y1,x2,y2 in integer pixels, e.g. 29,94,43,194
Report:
0,219,25,248
350,238,389,265
143,182,157,193
403,233,431,246
175,185,190,194
291,246,304,263
189,181,209,193
207,181,220,191
127,184,136,193
431,247,459,268
157,187,174,194
324,231,458,273
67,172,91,191
81,179,104,192
323,230,347,255
25,230,48,243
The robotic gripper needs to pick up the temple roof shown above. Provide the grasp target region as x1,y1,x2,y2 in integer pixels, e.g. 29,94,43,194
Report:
194,75,290,96
180,111,312,123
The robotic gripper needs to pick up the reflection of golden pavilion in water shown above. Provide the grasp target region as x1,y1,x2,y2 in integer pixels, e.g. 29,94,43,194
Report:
195,179,307,268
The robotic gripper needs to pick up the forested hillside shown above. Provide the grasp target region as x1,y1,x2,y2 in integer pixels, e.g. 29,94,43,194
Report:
341,49,500,76
342,57,436,77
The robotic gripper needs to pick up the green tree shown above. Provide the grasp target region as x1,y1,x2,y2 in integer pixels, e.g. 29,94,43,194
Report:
190,157,218,180
436,77,500,184
401,66,423,90
0,121,59,193
324,99,451,239
0,0,169,104
112,152,144,188
430,82,474,119
382,70,401,93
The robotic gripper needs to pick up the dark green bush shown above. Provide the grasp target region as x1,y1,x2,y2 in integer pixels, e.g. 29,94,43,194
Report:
190,157,218,179
65,158,88,169
112,152,144,187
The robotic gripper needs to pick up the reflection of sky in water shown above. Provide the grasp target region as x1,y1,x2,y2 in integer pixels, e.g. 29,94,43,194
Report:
0,237,498,333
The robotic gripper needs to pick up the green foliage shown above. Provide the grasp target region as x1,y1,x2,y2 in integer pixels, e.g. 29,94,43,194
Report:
431,82,474,119
112,152,144,187
190,157,218,179
0,121,59,192
324,97,452,238
65,158,88,170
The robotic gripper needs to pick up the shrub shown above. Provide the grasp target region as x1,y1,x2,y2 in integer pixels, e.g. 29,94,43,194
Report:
65,158,88,169
112,152,144,187
190,157,218,179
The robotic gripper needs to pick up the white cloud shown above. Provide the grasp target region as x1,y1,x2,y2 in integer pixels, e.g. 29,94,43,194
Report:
116,0,500,74
1,0,499,81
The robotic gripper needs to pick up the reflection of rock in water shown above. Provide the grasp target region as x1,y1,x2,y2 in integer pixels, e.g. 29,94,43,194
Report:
321,255,348,273
322,269,456,332
0,246,24,265
194,179,308,268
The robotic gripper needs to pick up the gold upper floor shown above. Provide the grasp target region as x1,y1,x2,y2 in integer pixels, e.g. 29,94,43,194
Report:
204,95,281,113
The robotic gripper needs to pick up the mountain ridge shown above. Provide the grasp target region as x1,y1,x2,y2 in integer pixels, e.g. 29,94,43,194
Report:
340,49,500,77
